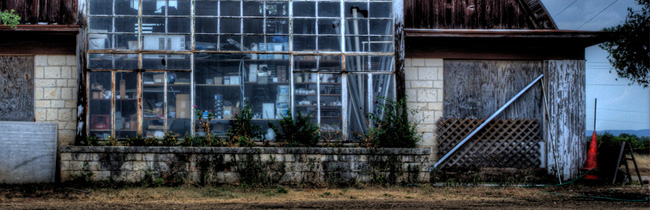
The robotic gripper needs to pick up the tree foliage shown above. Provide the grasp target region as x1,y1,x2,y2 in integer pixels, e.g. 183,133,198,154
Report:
599,0,649,87
0,9,20,28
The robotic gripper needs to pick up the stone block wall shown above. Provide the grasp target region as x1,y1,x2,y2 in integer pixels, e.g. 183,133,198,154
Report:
34,55,78,146
404,58,444,161
60,146,431,185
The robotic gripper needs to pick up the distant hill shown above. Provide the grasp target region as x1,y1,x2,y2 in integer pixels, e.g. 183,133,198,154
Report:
586,129,650,137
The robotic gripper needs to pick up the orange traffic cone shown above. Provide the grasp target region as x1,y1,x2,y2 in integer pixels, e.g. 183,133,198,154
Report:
583,131,598,179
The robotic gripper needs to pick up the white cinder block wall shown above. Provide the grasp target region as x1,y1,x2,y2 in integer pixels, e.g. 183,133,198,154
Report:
405,58,444,162
34,55,78,146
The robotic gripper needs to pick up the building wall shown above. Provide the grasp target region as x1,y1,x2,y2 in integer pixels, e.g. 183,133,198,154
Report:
404,58,444,162
34,55,78,146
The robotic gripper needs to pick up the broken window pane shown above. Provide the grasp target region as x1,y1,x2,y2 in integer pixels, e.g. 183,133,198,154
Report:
345,2,368,18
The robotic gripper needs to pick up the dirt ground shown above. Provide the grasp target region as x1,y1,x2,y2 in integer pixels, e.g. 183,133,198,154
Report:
0,183,648,209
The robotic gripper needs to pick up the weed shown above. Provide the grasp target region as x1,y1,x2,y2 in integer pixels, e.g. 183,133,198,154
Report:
321,192,332,197
125,135,145,146
270,110,319,147
367,97,422,148
106,135,119,146
276,186,288,194
86,135,99,146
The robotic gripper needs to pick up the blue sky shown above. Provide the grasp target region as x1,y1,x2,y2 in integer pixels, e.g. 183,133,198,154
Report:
540,0,649,131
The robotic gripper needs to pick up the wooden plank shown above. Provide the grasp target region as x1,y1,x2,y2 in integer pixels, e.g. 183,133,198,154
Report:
405,0,550,29
0,56,34,121
544,60,586,180
25,0,40,24
443,60,543,123
48,0,60,23
60,0,76,24
39,0,49,23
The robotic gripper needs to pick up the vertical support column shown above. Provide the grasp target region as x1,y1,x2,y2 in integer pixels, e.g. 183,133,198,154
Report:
544,60,586,180
393,0,405,100
75,0,88,145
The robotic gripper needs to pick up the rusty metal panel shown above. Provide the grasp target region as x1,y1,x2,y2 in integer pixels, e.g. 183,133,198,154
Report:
0,56,34,121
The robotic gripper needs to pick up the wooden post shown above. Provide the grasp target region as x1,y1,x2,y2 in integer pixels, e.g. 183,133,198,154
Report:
74,0,87,145
393,0,405,100
544,60,586,180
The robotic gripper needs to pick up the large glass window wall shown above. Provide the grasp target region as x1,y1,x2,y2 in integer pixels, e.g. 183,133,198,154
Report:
87,0,395,141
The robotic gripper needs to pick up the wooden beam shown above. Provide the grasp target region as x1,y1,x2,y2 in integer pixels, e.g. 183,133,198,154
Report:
394,0,405,100
0,31,77,55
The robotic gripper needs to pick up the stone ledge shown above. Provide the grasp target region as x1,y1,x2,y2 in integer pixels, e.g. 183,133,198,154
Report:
60,146,431,155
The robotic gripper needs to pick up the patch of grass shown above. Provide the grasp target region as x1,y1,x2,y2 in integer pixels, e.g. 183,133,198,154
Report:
320,192,332,197
276,186,288,194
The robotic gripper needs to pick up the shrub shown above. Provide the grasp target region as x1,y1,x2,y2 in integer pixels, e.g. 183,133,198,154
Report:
227,102,260,146
161,131,179,146
270,110,319,147
125,135,146,146
86,135,99,146
1,10,20,28
367,97,422,148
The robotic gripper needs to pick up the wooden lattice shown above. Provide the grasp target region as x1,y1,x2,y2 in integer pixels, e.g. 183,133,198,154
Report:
436,118,541,168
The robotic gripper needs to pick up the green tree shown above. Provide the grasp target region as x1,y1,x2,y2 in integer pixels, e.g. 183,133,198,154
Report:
599,0,649,87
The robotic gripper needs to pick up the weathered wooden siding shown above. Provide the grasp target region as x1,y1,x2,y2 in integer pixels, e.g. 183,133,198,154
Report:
0,56,34,121
443,60,543,124
1,0,77,24
405,0,555,29
544,60,586,181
